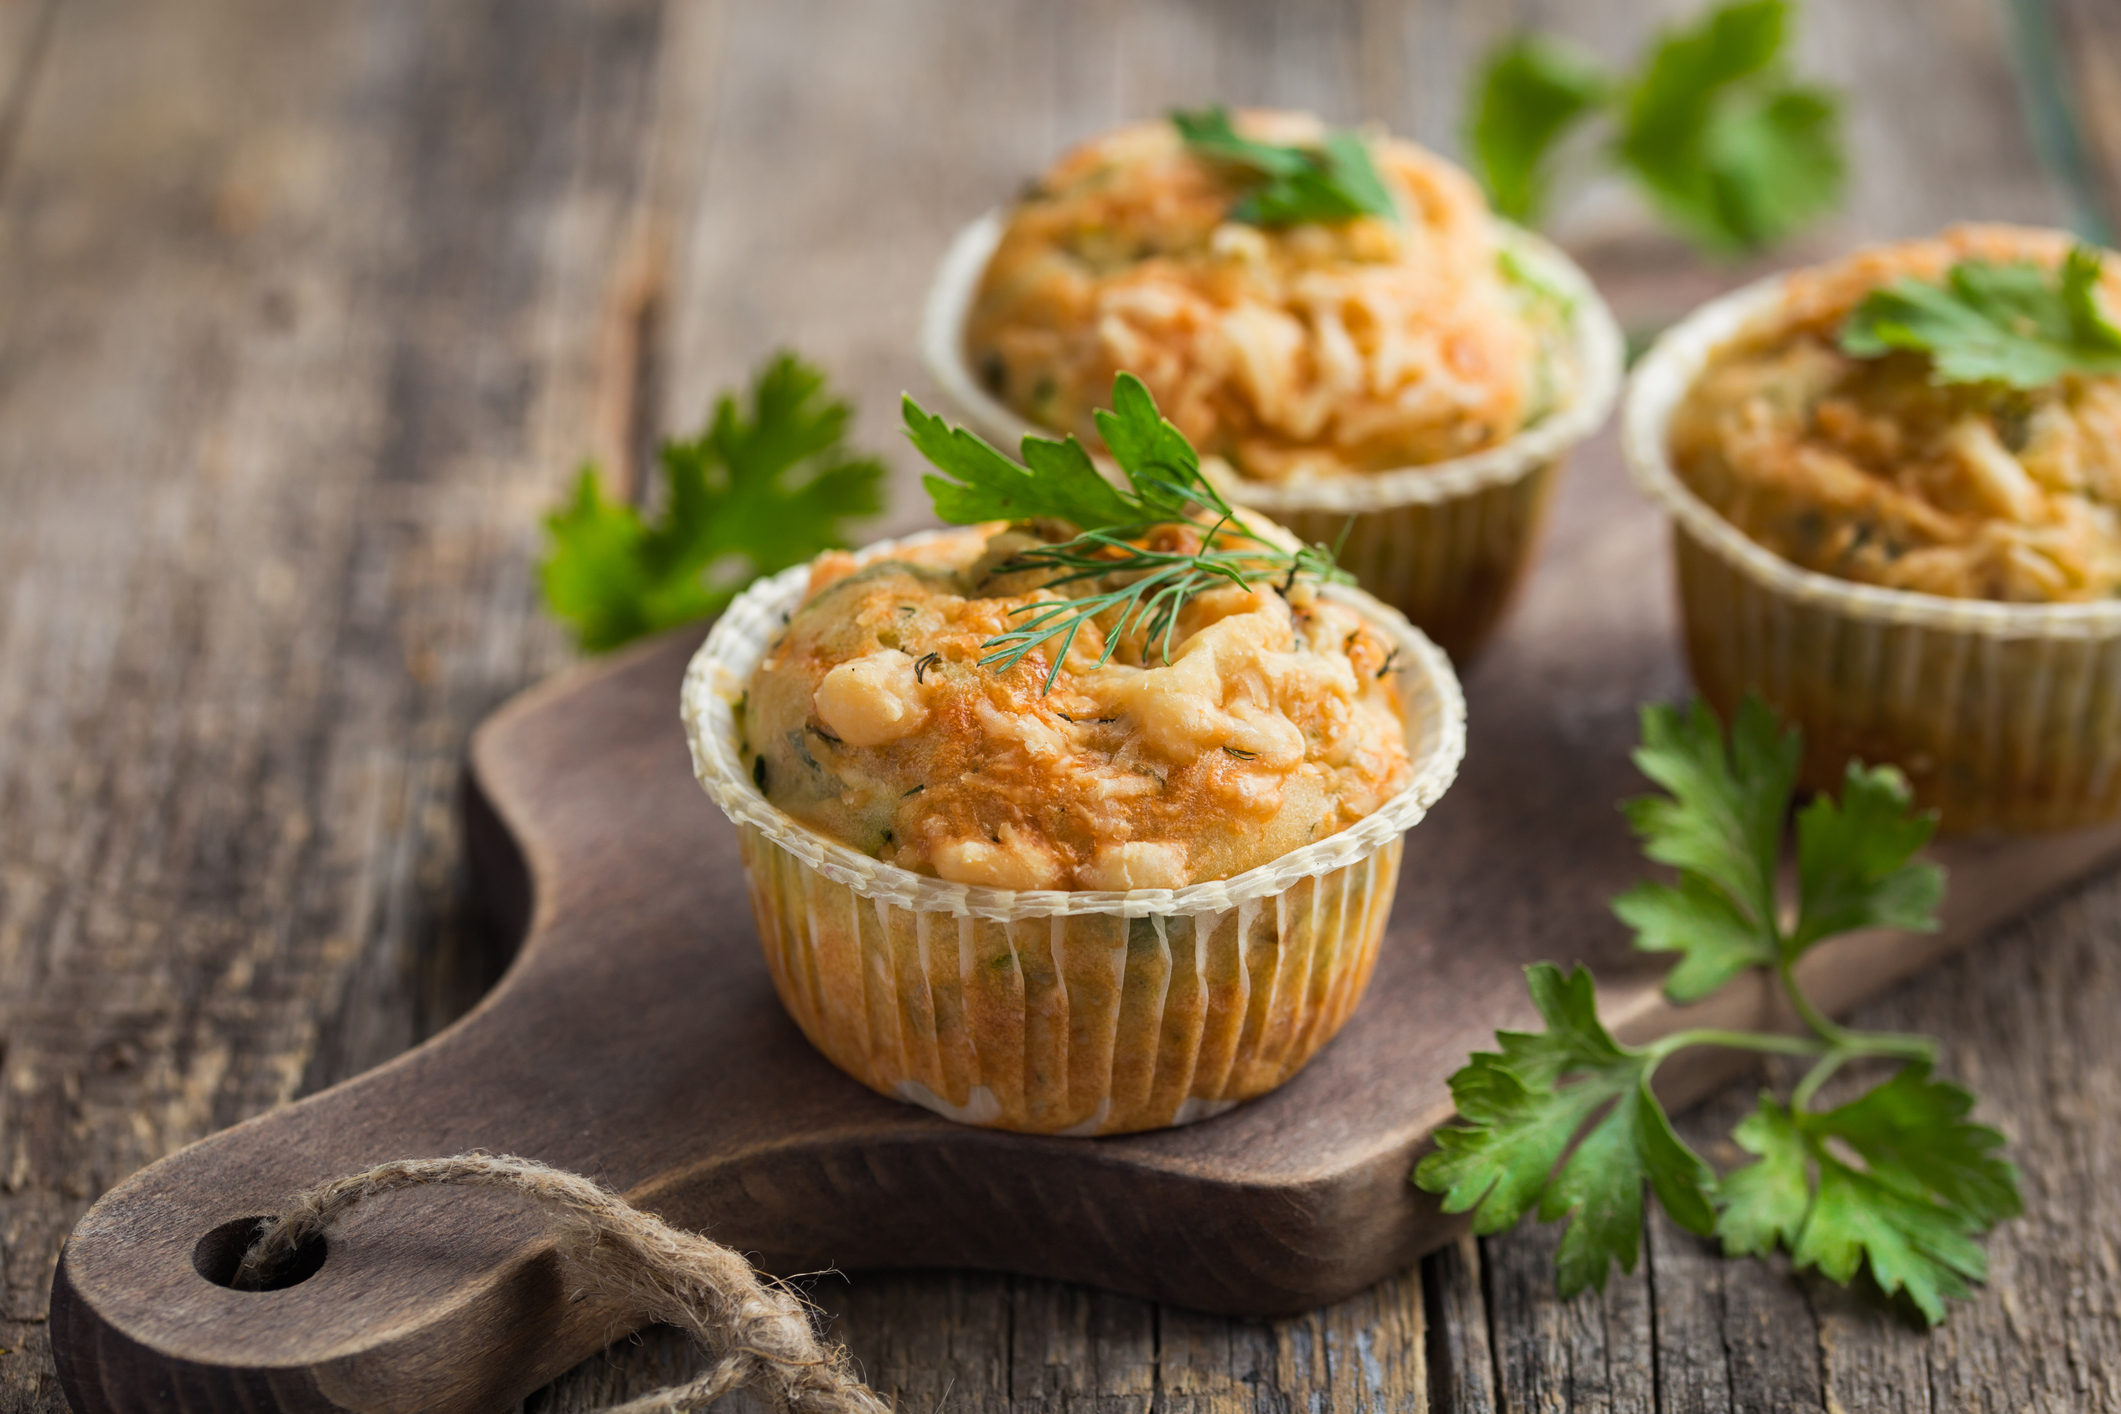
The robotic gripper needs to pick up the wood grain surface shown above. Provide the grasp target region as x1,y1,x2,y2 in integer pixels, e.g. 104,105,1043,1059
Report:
5,0,2121,1411
46,448,2121,1406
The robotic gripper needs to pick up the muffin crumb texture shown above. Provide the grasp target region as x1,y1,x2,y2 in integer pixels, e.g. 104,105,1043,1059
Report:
741,526,1412,890
965,112,1561,483
1671,225,2121,602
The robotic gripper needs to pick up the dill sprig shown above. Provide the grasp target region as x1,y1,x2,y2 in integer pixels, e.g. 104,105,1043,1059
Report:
902,373,1353,691
979,520,1348,688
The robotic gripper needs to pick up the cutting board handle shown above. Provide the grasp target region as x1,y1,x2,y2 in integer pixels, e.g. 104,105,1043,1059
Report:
49,718,708,1410
49,954,651,1410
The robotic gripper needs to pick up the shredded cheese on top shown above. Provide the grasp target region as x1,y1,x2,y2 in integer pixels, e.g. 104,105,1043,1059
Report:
964,112,1555,484
741,526,1412,889
1672,226,2121,603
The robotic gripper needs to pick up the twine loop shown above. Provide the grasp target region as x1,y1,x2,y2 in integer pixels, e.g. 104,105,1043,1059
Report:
235,1152,889,1414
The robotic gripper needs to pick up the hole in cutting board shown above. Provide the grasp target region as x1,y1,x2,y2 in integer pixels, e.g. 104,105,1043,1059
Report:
191,1216,328,1291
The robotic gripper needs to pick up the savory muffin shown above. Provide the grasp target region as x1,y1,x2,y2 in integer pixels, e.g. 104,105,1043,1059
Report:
1668,226,2121,602
740,521,1412,890
686,382,1465,1134
1627,224,2121,833
963,111,1567,484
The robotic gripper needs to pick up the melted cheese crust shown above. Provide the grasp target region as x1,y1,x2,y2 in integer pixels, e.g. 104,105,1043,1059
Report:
1671,226,2121,602
742,527,1412,889
963,112,1546,483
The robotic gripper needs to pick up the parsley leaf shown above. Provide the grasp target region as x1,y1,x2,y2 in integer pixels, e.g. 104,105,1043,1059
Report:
1416,963,1716,1296
907,402,1141,531
1814,1065,2021,1228
1799,1155,1986,1326
541,353,884,652
1612,873,1774,1004
1466,34,1611,225
1171,106,1398,228
1418,694,2017,1323
1717,1069,2019,1324
1839,244,2121,389
1714,1096,1813,1258
910,372,1223,532
1790,761,1943,952
1622,695,1796,965
1612,695,1941,1001
1464,1,1845,257
1615,0,1845,255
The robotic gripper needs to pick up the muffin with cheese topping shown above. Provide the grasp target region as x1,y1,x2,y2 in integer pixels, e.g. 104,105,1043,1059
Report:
1668,226,2121,603
1628,226,2121,831
684,506,1463,1136
745,523,1412,893
923,108,1622,659
965,114,1542,481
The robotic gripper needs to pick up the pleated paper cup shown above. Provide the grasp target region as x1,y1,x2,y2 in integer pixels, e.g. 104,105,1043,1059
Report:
921,216,1624,662
681,532,1466,1136
1626,275,2121,833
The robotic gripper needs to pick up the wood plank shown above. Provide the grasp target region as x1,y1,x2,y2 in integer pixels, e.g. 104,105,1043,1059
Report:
1484,1223,1656,1414
1158,1302,1284,1414
834,1273,1019,1414
530,1270,1428,1414
0,0,667,1407
0,0,57,190
1643,1078,1828,1414
1421,1238,1497,1414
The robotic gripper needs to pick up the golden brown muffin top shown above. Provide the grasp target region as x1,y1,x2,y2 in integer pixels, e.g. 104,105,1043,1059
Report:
963,112,1557,484
1671,225,2121,602
740,525,1411,890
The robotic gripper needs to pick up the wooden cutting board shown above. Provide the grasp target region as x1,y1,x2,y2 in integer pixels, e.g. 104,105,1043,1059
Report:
49,431,2121,1414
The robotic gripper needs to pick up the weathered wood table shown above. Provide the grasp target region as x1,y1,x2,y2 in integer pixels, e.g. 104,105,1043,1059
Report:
4,1,2120,1409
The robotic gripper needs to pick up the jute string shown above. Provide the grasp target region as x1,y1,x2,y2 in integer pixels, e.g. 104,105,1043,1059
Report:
234,1152,891,1414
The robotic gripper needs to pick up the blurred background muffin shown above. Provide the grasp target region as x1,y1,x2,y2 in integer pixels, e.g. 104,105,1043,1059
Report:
1630,227,2121,831
927,108,1621,661
1669,226,2121,603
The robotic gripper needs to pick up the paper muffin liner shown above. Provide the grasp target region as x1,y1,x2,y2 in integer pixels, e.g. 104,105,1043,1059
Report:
920,216,1624,661
1627,274,2121,833
681,531,1466,1135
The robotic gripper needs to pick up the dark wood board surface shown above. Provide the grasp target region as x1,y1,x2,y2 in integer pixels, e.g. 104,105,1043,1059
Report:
8,1,2121,1412
45,429,2121,1408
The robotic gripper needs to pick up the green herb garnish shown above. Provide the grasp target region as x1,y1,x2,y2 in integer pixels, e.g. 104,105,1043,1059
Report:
905,372,1351,690
1466,0,1844,256
1839,243,2121,388
1415,696,2020,1325
1171,106,1398,229
541,353,884,652
1468,35,1612,228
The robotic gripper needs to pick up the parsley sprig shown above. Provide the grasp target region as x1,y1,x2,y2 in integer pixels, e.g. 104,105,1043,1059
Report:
542,353,884,651
1172,107,1399,229
1416,696,2021,1325
1467,0,1844,256
904,372,1351,690
1840,243,2121,389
